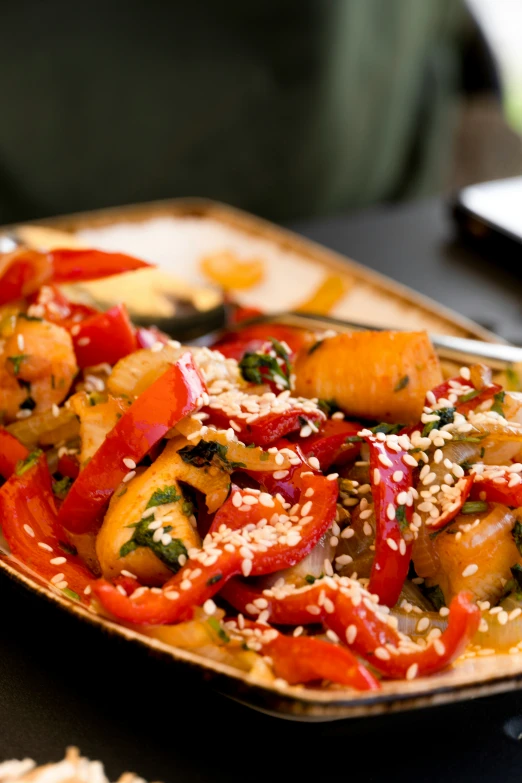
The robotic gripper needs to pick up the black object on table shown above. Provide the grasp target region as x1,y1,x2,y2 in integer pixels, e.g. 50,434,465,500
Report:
2,198,522,783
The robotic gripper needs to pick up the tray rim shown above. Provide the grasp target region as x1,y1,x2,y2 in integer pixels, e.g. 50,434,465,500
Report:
0,195,517,721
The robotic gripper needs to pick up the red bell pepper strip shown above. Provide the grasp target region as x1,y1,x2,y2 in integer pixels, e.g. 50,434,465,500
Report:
57,453,80,480
49,248,151,283
212,324,309,362
0,453,93,600
222,578,479,680
231,619,379,690
28,284,98,327
71,304,137,368
0,248,151,306
429,376,503,415
0,249,53,305
426,475,473,531
92,472,338,624
204,407,325,447
58,353,206,535
301,418,361,470
364,434,414,607
245,439,312,505
470,472,522,507
0,429,29,479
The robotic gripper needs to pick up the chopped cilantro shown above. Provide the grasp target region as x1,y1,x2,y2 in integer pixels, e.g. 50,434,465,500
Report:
119,517,188,572
511,563,522,592
452,432,489,444
305,574,318,584
7,354,29,376
182,500,194,517
459,460,474,472
15,449,42,476
207,616,230,644
18,313,42,322
62,588,81,602
239,338,291,389
53,477,73,500
491,391,506,417
308,340,323,355
179,440,245,471
459,389,481,403
421,583,446,611
206,573,223,587
58,540,77,556
259,451,269,461
317,398,341,417
394,375,409,392
346,421,402,444
461,501,488,515
421,407,455,438
513,522,522,555
147,485,181,508
396,504,408,531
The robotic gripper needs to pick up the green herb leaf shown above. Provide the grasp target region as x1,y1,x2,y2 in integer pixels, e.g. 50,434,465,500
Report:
308,340,323,355
421,583,446,611
18,313,42,322
239,338,291,389
421,407,455,438
459,389,481,403
119,515,188,573
346,421,402,444
15,449,42,476
7,354,29,376
396,504,408,531
52,476,73,500
394,375,409,393
459,460,474,472
206,573,223,587
62,588,81,602
461,501,488,515
179,440,245,471
207,616,230,644
58,540,77,556
147,486,181,508
511,563,522,592
513,521,522,555
491,391,506,417
317,398,341,417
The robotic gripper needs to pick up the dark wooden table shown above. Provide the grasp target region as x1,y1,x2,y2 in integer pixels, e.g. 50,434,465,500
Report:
2,198,522,782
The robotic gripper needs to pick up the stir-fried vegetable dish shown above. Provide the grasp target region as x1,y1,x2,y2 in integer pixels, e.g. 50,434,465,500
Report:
2,244,522,692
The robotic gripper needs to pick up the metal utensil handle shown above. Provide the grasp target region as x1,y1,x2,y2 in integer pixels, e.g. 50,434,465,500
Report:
243,312,522,370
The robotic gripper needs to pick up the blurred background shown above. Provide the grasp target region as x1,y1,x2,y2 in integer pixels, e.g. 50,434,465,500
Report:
0,0,521,225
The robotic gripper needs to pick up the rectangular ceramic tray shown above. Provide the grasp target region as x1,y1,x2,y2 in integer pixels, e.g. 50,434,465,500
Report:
1,197,518,721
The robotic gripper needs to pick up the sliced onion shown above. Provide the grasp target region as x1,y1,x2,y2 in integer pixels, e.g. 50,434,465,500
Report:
7,407,79,448
399,580,436,612
391,608,447,639
334,502,375,579
472,611,522,652
412,521,440,579
259,531,336,588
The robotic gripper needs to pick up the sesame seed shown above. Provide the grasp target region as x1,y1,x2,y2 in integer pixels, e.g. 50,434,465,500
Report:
77,337,90,346
341,527,355,539
462,564,478,578
293,626,304,637
416,617,430,633
16,409,32,419
203,599,217,615
498,611,509,626
38,542,53,552
123,457,136,469
50,573,65,584
308,456,320,470
460,367,471,380
392,470,404,482
122,470,136,483
403,454,418,467
386,537,398,551
273,470,289,479
150,341,165,352
374,647,391,661
399,539,407,556
346,625,358,644
306,605,321,615
301,501,312,517
434,639,446,656
52,404,60,418
16,333,25,351
378,453,393,468
363,521,373,536
50,557,66,566
406,663,418,680
373,468,381,485
439,607,450,617
336,554,353,566
23,524,35,538
242,559,252,577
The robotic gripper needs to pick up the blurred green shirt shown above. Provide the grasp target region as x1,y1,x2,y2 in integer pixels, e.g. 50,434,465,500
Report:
0,0,472,223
